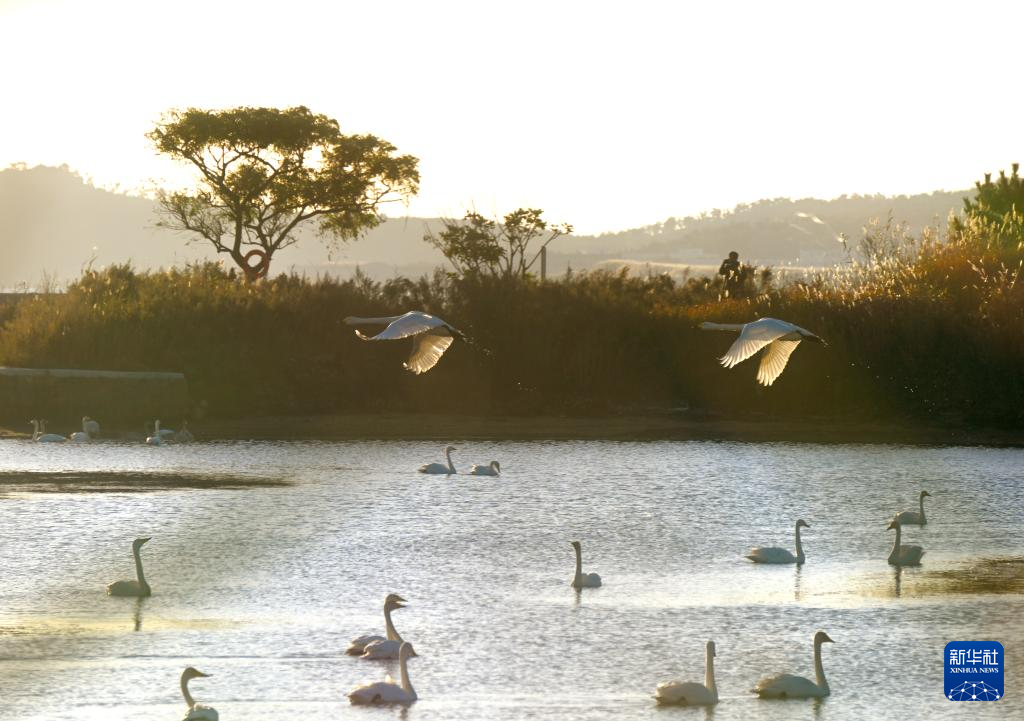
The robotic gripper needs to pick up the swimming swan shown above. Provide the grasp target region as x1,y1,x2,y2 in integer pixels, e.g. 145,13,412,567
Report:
754,630,834,699
887,518,925,566
69,416,96,442
146,421,163,446
347,594,413,657
107,537,152,597
30,419,66,442
419,445,456,474
571,540,602,588
699,318,825,386
655,639,719,706
747,519,810,564
180,667,218,720
348,642,417,705
894,490,931,526
344,311,466,374
469,461,501,476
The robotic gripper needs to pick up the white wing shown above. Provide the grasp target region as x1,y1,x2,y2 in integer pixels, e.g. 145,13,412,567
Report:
355,312,450,341
719,318,796,368
404,333,454,374
756,339,801,386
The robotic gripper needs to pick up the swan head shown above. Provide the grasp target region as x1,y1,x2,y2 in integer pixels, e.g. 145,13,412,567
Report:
399,641,414,662
921,490,931,498
707,640,716,657
796,519,810,529
132,537,151,549
887,519,901,531
805,332,826,345
444,445,456,452
181,666,211,683
492,461,501,472
384,593,407,610
814,631,834,645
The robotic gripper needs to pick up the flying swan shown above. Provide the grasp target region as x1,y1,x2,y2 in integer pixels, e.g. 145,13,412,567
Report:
419,445,457,474
348,641,417,705
344,311,466,374
894,490,931,526
571,540,602,588
469,461,501,476
107,537,152,597
699,317,825,386
747,519,810,564
887,518,925,566
754,630,834,699
655,639,719,706
180,667,218,720
347,594,415,659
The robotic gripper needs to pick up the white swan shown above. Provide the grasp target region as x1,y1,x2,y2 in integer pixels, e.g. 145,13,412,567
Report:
30,419,67,442
69,416,95,442
347,594,413,657
754,630,834,699
146,420,163,446
419,445,456,474
344,311,465,374
887,518,925,566
699,318,826,386
469,460,501,476
347,641,417,705
173,420,195,443
747,519,810,564
180,667,218,720
655,639,719,706
571,540,602,588
894,490,931,526
84,416,100,438
107,537,152,597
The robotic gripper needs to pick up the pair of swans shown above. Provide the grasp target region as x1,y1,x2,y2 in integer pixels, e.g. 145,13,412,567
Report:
107,537,152,597
30,417,100,442
747,519,810,564
345,311,466,375
180,667,218,720
145,420,193,445
29,419,68,442
700,318,825,386
656,632,834,705
347,595,417,705
419,445,501,476
887,517,925,566
894,490,931,525
347,594,415,659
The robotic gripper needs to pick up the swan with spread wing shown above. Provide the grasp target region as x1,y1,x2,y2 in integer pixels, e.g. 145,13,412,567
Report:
344,311,466,374
700,317,825,386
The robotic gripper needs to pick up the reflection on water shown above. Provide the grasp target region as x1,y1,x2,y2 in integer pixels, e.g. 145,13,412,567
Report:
0,439,1021,720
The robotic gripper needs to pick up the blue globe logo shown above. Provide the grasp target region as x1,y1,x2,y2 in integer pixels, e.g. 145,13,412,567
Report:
948,681,1001,701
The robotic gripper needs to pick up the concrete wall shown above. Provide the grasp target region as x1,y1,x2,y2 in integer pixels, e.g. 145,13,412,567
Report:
0,367,189,429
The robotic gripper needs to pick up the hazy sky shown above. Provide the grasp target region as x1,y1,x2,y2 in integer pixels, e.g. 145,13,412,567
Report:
1,0,1021,233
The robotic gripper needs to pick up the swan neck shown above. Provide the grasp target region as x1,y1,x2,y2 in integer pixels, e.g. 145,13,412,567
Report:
794,524,805,562
31,420,40,440
399,650,415,697
814,639,829,691
383,604,402,642
445,447,455,473
705,646,717,697
347,315,402,325
919,495,926,522
700,322,745,332
133,544,147,588
181,675,196,708
574,545,583,580
889,524,901,559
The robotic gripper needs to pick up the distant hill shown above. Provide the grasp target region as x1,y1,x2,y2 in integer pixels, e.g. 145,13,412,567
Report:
0,164,970,287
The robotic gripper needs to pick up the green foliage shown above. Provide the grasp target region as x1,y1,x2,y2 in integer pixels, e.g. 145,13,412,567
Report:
148,106,419,277
959,162,1024,249
1,216,1021,426
425,208,572,278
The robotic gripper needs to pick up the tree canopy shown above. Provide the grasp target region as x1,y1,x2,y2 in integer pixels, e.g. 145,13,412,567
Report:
148,106,419,278
425,208,572,279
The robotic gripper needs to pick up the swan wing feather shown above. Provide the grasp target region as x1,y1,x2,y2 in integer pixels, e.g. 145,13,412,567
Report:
755,673,823,698
354,312,450,341
347,634,386,654
746,546,796,563
183,704,219,720
756,339,802,386
655,681,715,705
404,333,454,374
719,319,795,368
894,510,921,524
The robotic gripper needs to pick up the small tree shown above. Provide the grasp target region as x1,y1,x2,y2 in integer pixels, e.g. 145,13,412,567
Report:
425,208,572,279
149,106,419,279
957,163,1024,248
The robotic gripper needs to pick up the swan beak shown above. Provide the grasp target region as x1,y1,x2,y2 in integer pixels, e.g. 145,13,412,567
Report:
923,491,932,497
822,634,835,644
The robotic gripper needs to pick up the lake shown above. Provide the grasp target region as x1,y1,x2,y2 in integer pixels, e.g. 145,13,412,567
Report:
0,439,1020,719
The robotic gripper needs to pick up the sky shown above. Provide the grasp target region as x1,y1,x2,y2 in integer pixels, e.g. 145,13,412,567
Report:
1,0,1021,234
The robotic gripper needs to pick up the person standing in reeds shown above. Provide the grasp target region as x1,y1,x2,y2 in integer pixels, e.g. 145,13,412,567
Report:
719,250,742,296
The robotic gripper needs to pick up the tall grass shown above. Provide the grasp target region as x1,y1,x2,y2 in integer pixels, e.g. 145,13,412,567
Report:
1,218,1021,426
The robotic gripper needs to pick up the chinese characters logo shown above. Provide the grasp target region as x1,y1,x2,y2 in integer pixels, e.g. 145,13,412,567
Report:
945,641,1003,701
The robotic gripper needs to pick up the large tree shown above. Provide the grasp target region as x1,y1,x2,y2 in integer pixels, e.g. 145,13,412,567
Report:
425,208,572,279
149,106,419,278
